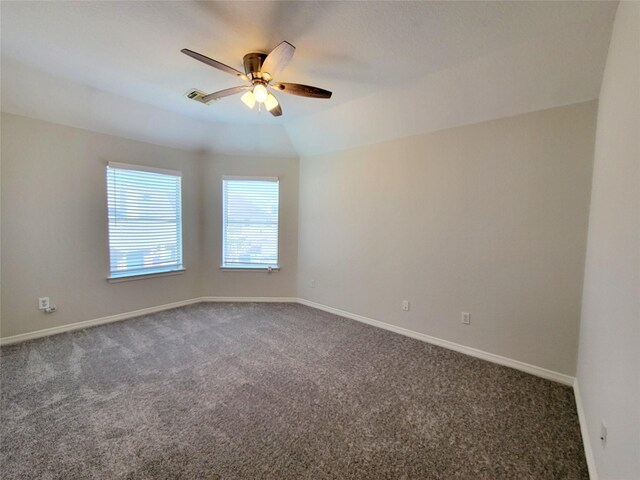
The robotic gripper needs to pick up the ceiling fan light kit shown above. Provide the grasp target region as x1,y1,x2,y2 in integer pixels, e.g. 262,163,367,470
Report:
182,41,332,117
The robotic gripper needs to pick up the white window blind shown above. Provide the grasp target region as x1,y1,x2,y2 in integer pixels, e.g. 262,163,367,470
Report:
107,163,183,279
222,177,279,269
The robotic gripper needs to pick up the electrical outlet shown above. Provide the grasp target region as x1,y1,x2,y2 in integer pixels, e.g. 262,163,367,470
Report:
402,300,410,311
600,421,607,446
310,279,316,288
461,312,471,324
38,297,50,310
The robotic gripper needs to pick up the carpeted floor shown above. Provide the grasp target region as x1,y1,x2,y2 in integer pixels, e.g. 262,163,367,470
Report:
1,302,588,479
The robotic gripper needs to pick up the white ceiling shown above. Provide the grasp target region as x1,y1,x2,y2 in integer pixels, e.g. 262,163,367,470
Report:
1,1,617,157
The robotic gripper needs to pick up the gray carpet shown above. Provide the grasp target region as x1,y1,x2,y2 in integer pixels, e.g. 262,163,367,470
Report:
1,302,588,479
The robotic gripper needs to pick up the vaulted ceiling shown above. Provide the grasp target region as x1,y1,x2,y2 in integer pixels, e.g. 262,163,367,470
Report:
1,1,617,157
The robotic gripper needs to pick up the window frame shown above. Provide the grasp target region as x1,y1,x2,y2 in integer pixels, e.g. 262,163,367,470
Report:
106,162,185,282
220,175,280,272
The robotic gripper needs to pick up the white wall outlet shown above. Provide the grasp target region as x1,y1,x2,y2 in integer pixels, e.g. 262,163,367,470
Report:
600,421,607,446
310,279,316,288
402,300,410,311
461,312,471,324
38,297,50,310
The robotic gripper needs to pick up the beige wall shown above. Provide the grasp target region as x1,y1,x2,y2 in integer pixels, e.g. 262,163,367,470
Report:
297,101,597,376
576,2,640,478
2,102,599,379
0,115,300,339
1,113,203,337
199,153,299,298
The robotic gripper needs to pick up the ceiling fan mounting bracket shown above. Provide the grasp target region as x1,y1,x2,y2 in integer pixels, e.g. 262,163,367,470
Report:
185,88,217,104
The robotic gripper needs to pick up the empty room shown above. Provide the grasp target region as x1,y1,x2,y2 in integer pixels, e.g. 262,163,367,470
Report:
1,1,638,479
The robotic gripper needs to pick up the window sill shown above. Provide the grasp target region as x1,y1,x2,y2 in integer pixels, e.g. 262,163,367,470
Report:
220,265,280,272
107,268,186,283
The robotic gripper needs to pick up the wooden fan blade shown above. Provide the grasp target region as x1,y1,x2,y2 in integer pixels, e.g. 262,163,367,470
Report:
202,86,251,103
261,41,295,76
271,83,332,99
269,103,283,117
181,49,250,82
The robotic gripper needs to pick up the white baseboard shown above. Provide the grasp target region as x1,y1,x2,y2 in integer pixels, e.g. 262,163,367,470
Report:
0,295,574,386
297,298,575,386
0,297,203,346
201,296,298,303
0,296,299,346
574,378,598,480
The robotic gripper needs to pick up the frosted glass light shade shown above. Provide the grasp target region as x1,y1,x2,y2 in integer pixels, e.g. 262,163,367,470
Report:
265,94,279,112
253,84,268,103
241,91,256,109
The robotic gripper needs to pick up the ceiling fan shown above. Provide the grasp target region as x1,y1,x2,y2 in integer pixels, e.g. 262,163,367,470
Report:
181,41,332,117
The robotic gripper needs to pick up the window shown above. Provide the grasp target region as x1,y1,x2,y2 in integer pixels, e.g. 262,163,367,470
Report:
106,163,183,279
222,176,279,269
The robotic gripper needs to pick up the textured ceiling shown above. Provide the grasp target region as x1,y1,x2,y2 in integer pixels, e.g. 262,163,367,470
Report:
1,1,617,157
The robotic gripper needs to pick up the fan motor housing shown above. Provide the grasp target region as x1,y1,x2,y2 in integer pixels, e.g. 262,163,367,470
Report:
243,52,267,78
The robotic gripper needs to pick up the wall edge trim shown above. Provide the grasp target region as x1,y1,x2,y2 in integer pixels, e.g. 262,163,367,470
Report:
200,296,298,303
0,296,300,345
2,296,575,386
0,298,204,346
297,297,575,386
574,378,599,480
